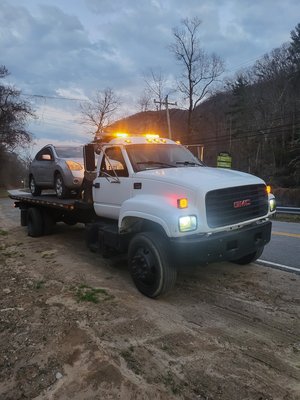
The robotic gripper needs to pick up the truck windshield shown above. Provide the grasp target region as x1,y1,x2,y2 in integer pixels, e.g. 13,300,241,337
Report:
126,144,204,172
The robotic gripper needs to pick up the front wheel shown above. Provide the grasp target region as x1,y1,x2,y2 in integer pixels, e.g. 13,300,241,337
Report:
54,173,69,199
29,175,41,196
128,231,177,298
232,246,264,265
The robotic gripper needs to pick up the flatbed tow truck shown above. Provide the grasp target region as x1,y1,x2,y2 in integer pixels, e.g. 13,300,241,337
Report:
9,132,277,297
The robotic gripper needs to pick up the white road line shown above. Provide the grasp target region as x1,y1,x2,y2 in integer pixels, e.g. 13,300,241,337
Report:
257,259,300,274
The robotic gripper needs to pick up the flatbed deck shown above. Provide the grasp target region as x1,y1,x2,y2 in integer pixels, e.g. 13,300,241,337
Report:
8,190,92,211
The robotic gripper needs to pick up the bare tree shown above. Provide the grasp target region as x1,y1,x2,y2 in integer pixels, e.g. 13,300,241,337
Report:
80,88,120,139
0,65,34,152
170,17,225,134
137,69,171,112
137,89,152,112
144,69,169,110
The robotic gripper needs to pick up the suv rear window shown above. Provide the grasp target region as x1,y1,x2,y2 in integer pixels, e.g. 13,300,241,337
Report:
55,146,83,158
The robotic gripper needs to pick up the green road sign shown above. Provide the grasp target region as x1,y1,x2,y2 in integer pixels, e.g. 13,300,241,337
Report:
217,152,232,168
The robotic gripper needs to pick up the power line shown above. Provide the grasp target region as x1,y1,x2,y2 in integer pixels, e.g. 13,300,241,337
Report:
198,121,300,146
22,93,89,102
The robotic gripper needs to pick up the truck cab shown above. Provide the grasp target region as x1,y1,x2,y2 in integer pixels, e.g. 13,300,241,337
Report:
92,134,204,221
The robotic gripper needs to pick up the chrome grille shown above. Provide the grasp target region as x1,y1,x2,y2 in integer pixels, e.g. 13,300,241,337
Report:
206,184,268,228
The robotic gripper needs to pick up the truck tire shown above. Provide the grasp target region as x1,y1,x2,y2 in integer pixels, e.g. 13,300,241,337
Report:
54,173,69,199
20,208,28,226
42,211,55,235
232,246,264,265
27,207,44,237
128,231,177,298
29,175,42,196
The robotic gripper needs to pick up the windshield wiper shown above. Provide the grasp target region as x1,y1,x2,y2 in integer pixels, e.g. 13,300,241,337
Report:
137,161,175,168
176,161,202,166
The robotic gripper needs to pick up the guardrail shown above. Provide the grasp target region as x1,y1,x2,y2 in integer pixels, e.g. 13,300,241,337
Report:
276,206,300,215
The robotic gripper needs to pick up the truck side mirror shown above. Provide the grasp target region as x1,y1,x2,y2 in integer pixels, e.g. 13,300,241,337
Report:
84,144,96,172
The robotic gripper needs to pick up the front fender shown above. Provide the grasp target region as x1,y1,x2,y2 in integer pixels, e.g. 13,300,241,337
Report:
119,194,187,237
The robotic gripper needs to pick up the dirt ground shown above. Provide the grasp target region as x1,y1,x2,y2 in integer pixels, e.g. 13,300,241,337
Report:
0,197,299,400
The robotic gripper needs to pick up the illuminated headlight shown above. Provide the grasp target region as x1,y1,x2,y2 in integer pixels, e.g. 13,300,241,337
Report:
269,198,276,212
179,215,197,232
66,160,83,171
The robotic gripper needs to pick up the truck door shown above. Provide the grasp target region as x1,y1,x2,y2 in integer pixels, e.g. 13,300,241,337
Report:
93,146,132,219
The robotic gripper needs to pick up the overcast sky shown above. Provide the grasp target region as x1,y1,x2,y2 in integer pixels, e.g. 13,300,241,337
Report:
1,0,299,154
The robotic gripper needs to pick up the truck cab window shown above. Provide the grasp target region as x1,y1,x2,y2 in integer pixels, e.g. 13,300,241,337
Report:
100,146,128,177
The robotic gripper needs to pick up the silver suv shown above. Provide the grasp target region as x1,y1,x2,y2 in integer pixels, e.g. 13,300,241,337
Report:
29,145,84,198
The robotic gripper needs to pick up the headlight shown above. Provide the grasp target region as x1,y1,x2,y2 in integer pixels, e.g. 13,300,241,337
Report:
179,215,197,232
269,197,276,212
66,160,83,171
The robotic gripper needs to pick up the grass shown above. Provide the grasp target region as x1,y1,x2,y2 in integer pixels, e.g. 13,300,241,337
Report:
34,280,45,290
162,370,181,395
75,284,114,303
272,213,300,223
0,229,8,236
120,348,140,375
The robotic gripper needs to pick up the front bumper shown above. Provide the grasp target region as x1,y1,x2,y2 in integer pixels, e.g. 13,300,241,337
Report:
169,220,272,264
63,170,84,189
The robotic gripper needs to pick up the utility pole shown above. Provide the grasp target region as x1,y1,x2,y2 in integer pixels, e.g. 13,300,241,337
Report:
154,95,177,139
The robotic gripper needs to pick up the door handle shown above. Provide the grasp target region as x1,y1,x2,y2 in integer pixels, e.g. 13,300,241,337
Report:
93,183,100,189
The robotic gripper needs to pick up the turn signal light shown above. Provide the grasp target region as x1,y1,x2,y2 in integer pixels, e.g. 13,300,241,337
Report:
177,198,188,209
266,185,271,194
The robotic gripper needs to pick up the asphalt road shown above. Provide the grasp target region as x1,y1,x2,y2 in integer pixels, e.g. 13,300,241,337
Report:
258,219,300,273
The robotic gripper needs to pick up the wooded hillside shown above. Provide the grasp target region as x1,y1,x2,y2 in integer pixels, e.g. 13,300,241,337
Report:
110,24,300,189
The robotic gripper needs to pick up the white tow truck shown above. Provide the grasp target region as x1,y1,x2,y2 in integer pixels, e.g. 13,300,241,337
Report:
10,132,276,297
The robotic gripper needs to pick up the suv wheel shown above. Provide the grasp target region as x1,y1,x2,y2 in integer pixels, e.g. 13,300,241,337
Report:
54,173,69,199
29,175,41,196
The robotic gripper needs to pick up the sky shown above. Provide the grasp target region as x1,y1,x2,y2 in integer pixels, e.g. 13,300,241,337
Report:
1,0,299,156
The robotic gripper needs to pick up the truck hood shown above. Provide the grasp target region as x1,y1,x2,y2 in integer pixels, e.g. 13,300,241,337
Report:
134,166,265,191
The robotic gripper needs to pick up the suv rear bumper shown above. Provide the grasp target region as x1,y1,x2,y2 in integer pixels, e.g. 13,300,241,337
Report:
169,220,272,264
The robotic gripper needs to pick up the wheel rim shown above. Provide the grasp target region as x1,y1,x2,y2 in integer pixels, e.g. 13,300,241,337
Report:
131,247,156,286
30,178,35,193
55,176,63,197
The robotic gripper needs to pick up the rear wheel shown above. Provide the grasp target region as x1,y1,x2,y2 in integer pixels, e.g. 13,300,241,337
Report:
29,175,41,196
232,246,264,265
128,231,177,298
20,208,28,226
27,207,43,237
54,173,69,199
